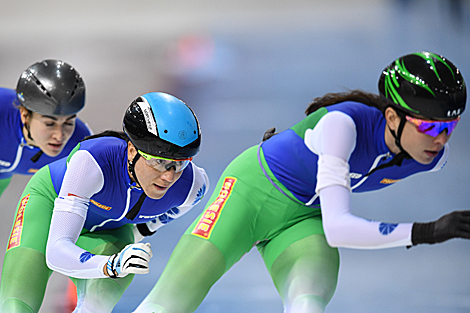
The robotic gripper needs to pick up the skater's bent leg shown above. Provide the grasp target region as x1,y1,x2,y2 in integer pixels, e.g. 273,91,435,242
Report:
269,234,339,313
71,224,135,313
72,275,133,313
0,247,52,313
135,235,226,313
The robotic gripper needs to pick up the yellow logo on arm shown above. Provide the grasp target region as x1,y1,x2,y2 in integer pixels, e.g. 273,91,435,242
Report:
90,199,112,211
7,194,30,250
380,178,402,184
192,177,237,239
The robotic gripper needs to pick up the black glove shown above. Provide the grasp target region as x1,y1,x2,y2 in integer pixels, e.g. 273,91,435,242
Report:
262,127,278,141
411,210,470,245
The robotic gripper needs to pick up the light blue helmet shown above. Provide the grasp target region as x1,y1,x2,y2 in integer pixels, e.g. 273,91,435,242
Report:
123,92,201,159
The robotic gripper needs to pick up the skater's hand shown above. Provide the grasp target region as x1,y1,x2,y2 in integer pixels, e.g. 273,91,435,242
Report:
412,210,470,245
105,243,153,278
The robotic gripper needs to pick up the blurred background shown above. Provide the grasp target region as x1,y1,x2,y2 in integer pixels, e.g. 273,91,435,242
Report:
1,0,470,312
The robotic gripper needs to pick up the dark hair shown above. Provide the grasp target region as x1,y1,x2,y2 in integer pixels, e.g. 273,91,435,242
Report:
81,130,129,142
17,105,34,118
305,89,388,115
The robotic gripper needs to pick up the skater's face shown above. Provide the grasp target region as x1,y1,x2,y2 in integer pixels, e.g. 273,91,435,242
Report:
20,107,76,157
127,142,183,199
385,107,456,164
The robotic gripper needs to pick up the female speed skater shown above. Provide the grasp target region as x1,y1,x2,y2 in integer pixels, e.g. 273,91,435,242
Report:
133,52,469,313
0,59,92,197
0,92,209,313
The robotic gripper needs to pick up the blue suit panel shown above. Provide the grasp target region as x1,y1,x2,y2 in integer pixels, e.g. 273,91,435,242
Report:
261,102,445,205
48,137,202,232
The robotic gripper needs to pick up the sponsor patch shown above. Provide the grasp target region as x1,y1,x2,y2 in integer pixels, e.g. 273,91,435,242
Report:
136,99,158,137
0,159,11,167
7,194,30,250
90,199,112,211
349,172,362,179
380,178,402,184
192,177,237,239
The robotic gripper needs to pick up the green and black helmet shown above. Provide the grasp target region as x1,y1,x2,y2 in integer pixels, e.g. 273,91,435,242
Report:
378,51,466,120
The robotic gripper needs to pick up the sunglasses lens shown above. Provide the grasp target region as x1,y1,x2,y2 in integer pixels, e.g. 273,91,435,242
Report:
144,158,190,172
138,150,191,172
419,121,459,137
446,120,459,134
165,160,190,172
407,116,460,137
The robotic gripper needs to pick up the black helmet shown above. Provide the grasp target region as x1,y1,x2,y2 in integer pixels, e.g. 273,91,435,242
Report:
378,51,466,120
16,59,85,116
123,92,201,160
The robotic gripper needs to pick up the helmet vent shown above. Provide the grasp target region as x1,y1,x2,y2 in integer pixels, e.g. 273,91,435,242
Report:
69,78,81,98
16,60,86,115
32,73,53,99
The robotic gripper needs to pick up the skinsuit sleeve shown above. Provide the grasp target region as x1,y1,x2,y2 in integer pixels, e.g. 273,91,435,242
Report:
305,111,413,249
45,150,109,278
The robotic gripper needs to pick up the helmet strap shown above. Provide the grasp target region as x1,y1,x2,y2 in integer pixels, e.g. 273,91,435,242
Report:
23,122,34,142
23,121,44,162
128,152,142,188
126,152,147,220
389,113,408,154
366,114,411,176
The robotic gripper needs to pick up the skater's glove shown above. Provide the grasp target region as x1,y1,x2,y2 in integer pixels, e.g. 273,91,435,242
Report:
411,210,470,245
105,243,153,278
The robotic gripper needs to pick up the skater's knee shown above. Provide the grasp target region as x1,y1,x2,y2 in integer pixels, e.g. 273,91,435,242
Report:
0,297,34,313
74,279,125,313
287,294,326,313
133,302,170,313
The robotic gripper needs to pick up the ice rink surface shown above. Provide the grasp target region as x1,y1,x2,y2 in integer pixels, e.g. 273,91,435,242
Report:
1,0,470,312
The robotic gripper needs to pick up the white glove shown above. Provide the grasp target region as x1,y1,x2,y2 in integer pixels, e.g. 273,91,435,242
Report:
105,243,153,278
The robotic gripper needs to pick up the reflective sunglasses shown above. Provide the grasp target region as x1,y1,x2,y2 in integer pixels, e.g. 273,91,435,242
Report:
138,150,192,173
405,115,460,137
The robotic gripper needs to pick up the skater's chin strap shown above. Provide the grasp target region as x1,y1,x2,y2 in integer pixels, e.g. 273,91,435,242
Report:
23,122,44,163
366,111,411,177
126,152,147,220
